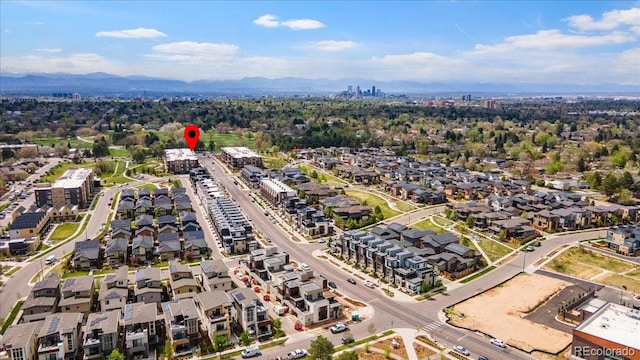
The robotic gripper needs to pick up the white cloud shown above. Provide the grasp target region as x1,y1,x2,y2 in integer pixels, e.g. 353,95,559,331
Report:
253,14,325,30
307,40,358,52
566,8,640,34
152,41,239,57
472,29,636,54
253,14,280,28
36,48,62,53
95,28,167,38
0,53,123,75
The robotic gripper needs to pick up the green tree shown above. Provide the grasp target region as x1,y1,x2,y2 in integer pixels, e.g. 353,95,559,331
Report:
335,351,359,360
92,137,110,158
465,215,474,228
374,205,382,215
272,317,282,331
212,334,228,358
107,350,125,360
602,173,619,197
308,335,334,360
239,331,251,346
619,171,634,190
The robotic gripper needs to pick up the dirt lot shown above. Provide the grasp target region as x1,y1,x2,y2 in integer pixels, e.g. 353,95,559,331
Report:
413,342,436,359
371,336,408,359
449,273,572,354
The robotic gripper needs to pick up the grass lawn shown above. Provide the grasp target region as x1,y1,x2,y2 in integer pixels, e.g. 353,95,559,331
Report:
5,266,21,276
477,238,513,262
32,137,93,149
50,223,81,242
90,193,102,210
394,201,417,212
40,161,96,183
565,247,636,273
0,300,23,334
62,270,91,279
412,218,448,234
136,183,159,191
109,148,130,157
345,190,401,219
102,161,130,184
626,268,640,281
0,203,9,212
544,247,640,282
545,258,603,279
433,216,453,227
460,266,497,284
263,156,291,170
599,273,640,292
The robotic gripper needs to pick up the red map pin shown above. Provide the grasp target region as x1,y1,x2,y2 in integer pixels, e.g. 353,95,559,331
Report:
184,125,200,151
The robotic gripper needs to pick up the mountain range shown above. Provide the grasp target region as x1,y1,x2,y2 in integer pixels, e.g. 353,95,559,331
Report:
1,72,638,97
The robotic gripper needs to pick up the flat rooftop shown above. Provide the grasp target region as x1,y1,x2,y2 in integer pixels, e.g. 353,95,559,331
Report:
52,168,93,189
221,147,260,159
575,302,640,350
165,148,197,161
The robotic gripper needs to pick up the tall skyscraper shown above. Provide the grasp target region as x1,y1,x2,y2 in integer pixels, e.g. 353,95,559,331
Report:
372,86,376,97
356,86,361,98
348,85,353,94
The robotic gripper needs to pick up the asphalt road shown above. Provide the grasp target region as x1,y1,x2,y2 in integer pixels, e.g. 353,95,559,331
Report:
198,154,615,360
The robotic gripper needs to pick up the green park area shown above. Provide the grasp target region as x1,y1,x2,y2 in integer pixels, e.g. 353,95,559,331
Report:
49,223,81,242
345,190,401,219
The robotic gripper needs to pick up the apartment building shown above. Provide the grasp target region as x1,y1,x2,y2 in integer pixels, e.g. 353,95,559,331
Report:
606,224,640,256
21,273,61,323
164,149,199,174
195,291,232,344
240,165,267,188
37,313,84,360
123,303,161,360
208,197,256,255
228,288,272,340
259,178,295,206
35,168,95,208
59,275,95,315
82,311,121,360
162,298,201,358
220,147,262,169
1,321,41,360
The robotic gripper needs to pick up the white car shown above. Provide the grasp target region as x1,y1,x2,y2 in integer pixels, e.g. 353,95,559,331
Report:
330,323,349,334
286,349,307,359
241,346,261,358
453,345,470,356
300,263,311,271
490,338,506,348
364,280,374,288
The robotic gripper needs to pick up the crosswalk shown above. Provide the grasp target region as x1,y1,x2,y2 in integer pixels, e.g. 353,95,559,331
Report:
421,321,443,332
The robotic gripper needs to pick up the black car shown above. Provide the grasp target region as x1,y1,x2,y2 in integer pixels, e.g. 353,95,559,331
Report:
328,281,337,289
347,278,356,284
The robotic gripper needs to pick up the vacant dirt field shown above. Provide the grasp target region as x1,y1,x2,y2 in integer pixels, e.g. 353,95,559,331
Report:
449,273,572,353
413,342,437,359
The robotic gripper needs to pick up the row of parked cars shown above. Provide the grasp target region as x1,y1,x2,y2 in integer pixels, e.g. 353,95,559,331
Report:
241,346,308,359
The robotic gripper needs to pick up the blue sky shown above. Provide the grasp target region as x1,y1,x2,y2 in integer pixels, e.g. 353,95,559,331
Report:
1,1,639,85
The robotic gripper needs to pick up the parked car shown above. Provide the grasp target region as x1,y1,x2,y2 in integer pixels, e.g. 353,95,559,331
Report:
328,281,337,289
330,323,349,334
286,349,307,359
241,346,261,358
478,356,489,360
453,345,470,356
347,277,357,284
300,263,311,271
364,280,374,288
525,246,534,252
317,238,326,243
342,333,354,344
490,338,506,348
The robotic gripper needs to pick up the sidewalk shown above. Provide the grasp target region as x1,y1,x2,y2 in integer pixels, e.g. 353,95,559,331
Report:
312,249,417,302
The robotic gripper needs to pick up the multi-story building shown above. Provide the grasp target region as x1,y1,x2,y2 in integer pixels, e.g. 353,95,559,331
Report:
199,260,233,292
240,165,267,188
164,149,199,175
99,267,129,312
195,291,232,344
21,273,61,323
134,267,163,305
606,224,640,256
572,302,640,360
208,197,256,255
82,311,121,360
8,211,50,241
168,261,200,299
37,313,84,360
228,288,272,340
259,178,295,206
220,147,262,169
1,321,42,360
162,298,201,357
123,303,160,360
35,168,95,208
59,275,95,315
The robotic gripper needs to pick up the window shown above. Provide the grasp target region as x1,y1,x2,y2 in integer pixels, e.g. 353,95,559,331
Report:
65,332,74,351
149,321,155,335
132,339,143,348
11,348,24,360
105,300,109,305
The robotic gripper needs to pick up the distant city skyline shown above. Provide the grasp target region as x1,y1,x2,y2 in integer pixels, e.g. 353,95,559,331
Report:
1,1,639,86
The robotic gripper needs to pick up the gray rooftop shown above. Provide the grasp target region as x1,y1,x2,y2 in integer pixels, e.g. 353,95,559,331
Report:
86,310,120,334
123,303,157,325
38,312,83,337
2,321,42,348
